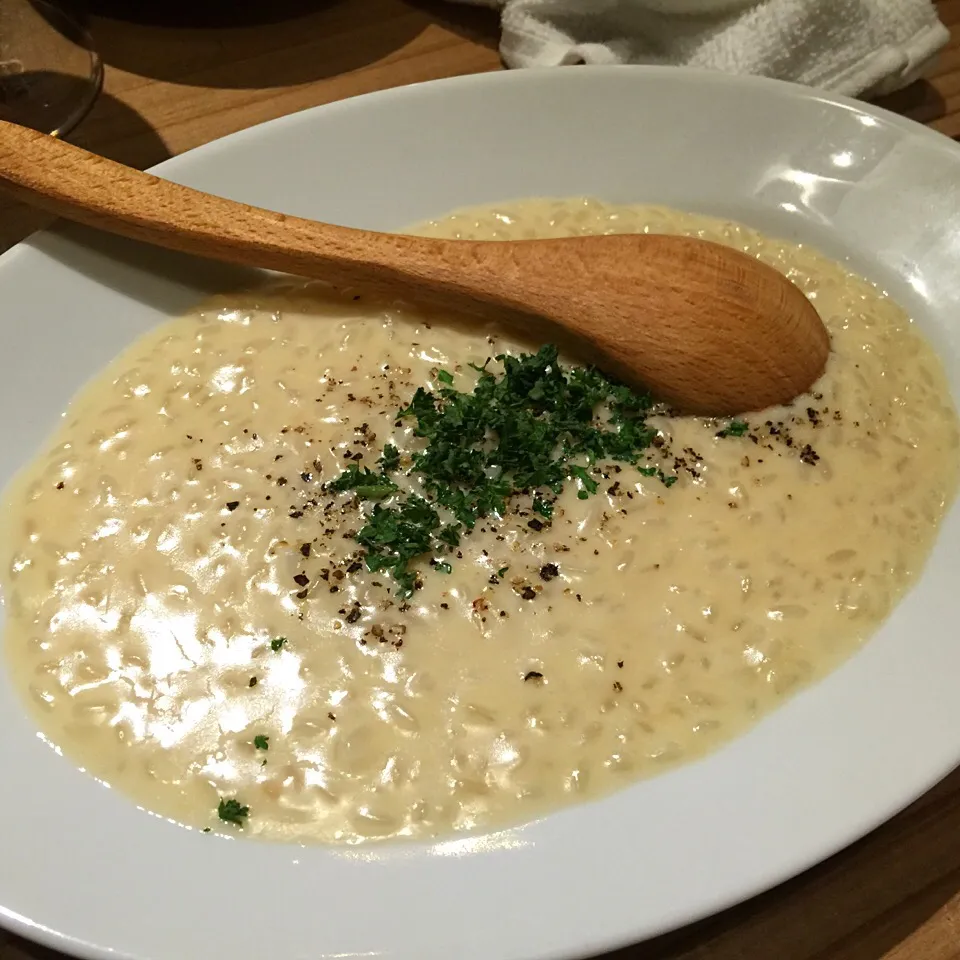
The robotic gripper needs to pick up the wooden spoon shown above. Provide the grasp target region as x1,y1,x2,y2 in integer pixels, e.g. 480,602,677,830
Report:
0,120,829,415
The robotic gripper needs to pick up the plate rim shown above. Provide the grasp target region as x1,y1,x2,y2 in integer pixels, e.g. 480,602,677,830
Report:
1,64,959,960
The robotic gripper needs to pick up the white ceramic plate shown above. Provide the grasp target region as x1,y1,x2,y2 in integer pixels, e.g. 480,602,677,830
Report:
2,67,960,960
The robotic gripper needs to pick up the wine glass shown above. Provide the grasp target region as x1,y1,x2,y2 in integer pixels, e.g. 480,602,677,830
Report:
0,0,102,137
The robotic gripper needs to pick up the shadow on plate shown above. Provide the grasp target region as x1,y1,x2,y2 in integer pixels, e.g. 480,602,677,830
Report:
28,224,262,316
598,766,960,960
80,0,441,88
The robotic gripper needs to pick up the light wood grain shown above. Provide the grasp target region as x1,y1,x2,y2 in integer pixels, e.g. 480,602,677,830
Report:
2,2,960,958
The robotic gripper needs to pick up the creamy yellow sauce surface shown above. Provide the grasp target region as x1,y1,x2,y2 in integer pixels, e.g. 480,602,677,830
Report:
3,199,958,843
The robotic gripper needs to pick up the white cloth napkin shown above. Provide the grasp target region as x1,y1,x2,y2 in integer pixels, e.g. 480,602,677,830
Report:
455,0,948,97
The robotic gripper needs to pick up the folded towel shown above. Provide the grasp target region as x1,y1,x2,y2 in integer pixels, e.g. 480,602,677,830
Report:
453,0,948,97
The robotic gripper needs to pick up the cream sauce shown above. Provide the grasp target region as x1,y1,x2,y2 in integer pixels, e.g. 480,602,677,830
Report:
2,199,958,843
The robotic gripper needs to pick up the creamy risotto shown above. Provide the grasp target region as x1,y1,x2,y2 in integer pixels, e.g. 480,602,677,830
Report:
2,199,958,843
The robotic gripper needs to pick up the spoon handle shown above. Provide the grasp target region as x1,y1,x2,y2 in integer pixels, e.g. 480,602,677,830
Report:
0,120,488,303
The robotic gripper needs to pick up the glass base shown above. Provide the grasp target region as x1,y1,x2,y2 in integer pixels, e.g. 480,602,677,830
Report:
0,0,102,137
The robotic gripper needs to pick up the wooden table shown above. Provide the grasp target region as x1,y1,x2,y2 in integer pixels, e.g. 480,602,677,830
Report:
3,1,960,958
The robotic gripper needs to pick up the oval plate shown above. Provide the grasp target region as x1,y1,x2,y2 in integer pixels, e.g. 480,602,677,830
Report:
1,67,960,960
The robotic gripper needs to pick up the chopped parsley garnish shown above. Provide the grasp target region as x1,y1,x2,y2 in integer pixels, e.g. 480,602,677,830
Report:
357,496,440,597
270,636,286,652
569,465,599,498
217,798,249,826
434,560,452,574
497,566,509,578
378,443,400,473
438,524,460,547
327,463,398,500
639,464,677,486
328,344,673,596
253,735,269,750
532,496,553,518
717,418,749,438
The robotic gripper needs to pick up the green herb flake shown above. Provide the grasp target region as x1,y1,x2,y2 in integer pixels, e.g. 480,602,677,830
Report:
378,444,400,473
717,418,749,438
569,465,599,495
435,560,453,574
436,369,455,385
328,463,398,500
532,496,554,518
438,524,460,547
217,798,249,826
497,566,509,578
357,496,440,598
253,735,269,750
270,636,286,652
